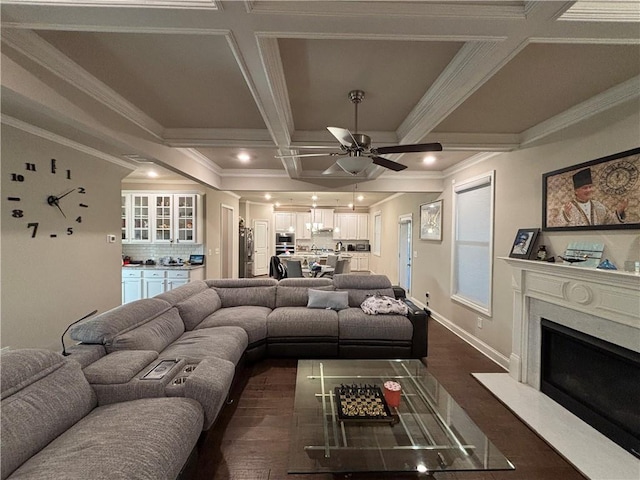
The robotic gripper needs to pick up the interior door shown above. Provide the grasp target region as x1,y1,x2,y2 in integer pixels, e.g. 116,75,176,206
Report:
398,214,412,295
253,219,269,276
221,205,234,278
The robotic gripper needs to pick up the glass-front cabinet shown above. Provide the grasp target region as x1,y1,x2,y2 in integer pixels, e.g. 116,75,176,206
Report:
122,192,200,244
154,195,173,243
131,194,151,242
175,194,196,242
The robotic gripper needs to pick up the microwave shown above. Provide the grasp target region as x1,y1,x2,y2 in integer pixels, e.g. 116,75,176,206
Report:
355,243,370,251
276,233,295,244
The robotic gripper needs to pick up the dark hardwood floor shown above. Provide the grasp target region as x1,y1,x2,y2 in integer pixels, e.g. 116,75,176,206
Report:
193,320,586,480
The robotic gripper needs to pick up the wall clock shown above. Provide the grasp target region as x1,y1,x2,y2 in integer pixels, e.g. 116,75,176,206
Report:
7,158,88,238
600,161,638,196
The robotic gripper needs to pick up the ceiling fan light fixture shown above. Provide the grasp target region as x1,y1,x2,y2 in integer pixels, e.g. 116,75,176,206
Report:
336,157,370,175
423,155,436,165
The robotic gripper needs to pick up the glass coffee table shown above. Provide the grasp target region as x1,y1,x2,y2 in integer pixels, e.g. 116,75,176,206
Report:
289,359,515,476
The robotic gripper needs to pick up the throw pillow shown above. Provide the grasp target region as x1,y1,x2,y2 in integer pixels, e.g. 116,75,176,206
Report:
360,295,408,315
307,289,349,311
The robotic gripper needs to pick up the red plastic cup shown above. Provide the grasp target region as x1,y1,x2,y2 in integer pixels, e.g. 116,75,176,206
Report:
383,381,402,408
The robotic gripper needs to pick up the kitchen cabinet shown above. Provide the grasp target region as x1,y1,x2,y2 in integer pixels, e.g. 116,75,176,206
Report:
333,213,369,240
295,212,312,239
275,212,295,232
122,269,143,304
350,252,370,272
122,267,205,304
310,208,334,229
122,192,201,244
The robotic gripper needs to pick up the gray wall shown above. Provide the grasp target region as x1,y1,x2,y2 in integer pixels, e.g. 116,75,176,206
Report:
1,124,131,350
370,107,640,364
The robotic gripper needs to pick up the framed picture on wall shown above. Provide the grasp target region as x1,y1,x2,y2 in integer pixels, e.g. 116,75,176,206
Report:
509,228,539,259
420,200,442,241
542,147,640,231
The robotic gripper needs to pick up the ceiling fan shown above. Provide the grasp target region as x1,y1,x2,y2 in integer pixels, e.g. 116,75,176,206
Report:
276,90,443,175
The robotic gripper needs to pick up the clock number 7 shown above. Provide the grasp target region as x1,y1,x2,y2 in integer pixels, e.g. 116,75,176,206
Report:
27,222,39,238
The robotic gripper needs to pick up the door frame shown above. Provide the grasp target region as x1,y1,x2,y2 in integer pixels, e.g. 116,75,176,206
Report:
398,213,412,295
220,204,235,278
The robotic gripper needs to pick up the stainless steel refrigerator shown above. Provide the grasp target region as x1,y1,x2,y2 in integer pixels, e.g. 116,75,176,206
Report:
239,227,253,278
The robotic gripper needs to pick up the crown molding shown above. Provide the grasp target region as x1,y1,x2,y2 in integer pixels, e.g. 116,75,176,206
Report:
559,1,640,23
163,128,274,147
178,148,223,175
246,1,526,19
1,114,135,170
0,0,220,9
1,28,165,140
442,152,502,178
219,169,291,178
256,35,294,135
398,40,510,143
520,75,640,147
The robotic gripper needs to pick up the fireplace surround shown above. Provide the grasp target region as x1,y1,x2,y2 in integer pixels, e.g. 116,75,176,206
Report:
494,257,640,477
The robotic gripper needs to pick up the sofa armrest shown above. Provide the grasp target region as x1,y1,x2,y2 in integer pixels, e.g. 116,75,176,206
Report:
404,298,429,358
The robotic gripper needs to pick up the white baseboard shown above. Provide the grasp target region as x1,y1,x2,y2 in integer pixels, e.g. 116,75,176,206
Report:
408,296,510,371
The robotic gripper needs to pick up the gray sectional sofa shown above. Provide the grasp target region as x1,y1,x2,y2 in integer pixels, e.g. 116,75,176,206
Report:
1,274,428,480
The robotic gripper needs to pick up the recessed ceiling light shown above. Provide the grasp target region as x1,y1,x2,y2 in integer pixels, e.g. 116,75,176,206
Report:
237,152,251,162
147,171,158,178
265,193,272,200
423,155,436,165
357,195,364,202
312,202,317,208
275,202,280,207
311,194,318,201
348,202,354,209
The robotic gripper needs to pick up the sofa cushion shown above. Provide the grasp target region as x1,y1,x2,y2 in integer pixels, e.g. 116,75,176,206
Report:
267,307,339,337
108,307,185,354
337,307,413,341
207,278,277,309
159,326,248,366
7,397,203,480
195,306,269,344
155,280,208,306
307,289,349,311
332,274,395,307
69,298,172,345
276,278,334,307
176,288,222,331
1,350,97,479
83,350,159,384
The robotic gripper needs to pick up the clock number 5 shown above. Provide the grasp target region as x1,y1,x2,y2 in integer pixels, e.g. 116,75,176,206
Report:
27,222,39,238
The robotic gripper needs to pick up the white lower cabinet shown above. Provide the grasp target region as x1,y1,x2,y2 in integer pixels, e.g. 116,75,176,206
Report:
143,270,166,298
122,268,204,304
122,270,143,304
350,253,370,271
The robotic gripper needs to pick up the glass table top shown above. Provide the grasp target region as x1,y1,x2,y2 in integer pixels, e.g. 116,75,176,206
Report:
289,359,515,475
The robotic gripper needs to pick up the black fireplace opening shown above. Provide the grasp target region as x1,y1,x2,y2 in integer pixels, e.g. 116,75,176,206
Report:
540,319,640,459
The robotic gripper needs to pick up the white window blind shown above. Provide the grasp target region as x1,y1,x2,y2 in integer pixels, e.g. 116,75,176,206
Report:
451,172,494,316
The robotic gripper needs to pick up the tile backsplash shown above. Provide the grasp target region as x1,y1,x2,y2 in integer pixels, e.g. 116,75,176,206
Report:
122,244,204,263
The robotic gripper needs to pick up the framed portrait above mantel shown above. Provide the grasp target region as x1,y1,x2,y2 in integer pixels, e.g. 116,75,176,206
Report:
420,200,442,241
542,147,640,231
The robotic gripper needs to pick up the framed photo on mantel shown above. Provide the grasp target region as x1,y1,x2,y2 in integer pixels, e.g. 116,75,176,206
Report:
542,147,640,231
509,228,539,259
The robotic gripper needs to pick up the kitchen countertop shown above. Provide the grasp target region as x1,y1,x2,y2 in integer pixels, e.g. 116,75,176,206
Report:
122,264,205,271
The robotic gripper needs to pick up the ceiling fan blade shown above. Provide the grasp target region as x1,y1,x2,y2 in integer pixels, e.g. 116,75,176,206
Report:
373,142,443,155
275,152,339,159
372,156,408,172
327,127,357,147
321,163,345,175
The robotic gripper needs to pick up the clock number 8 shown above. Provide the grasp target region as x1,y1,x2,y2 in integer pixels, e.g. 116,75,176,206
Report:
12,209,24,218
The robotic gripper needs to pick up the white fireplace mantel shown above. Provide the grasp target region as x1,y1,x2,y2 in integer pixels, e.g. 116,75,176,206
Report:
500,257,640,383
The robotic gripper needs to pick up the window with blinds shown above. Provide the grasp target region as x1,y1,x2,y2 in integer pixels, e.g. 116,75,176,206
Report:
451,171,495,316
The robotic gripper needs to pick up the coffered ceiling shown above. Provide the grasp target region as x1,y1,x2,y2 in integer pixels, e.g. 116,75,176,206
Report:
1,1,639,204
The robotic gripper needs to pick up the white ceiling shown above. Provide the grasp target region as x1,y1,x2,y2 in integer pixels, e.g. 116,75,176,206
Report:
1,1,639,205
